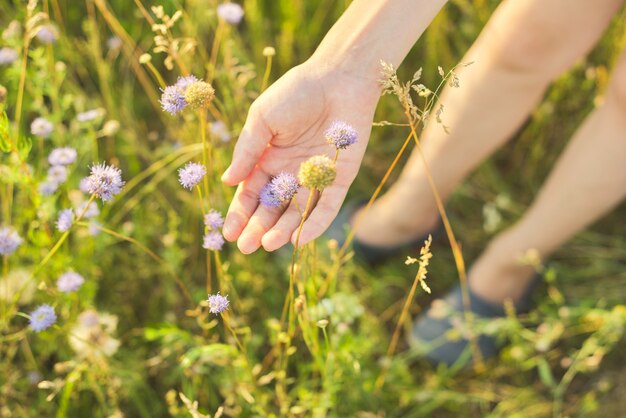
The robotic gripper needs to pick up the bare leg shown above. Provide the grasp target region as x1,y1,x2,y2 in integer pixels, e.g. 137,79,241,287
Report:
356,0,624,246
470,49,626,303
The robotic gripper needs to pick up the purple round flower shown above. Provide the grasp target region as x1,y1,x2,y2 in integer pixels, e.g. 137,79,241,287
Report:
217,3,244,25
39,180,59,196
259,172,299,207
29,304,57,332
204,209,224,230
203,231,225,251
56,209,74,232
35,25,58,44
325,120,358,150
76,109,103,122
31,117,54,138
0,226,23,255
259,183,281,207
175,75,199,91
83,162,125,202
77,200,99,219
0,47,18,65
47,165,68,184
178,162,206,190
207,292,229,314
160,85,187,115
57,271,85,293
210,121,230,142
107,36,122,50
48,147,77,166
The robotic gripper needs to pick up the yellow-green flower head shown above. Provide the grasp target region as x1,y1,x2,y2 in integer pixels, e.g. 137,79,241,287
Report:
298,155,336,190
184,81,215,110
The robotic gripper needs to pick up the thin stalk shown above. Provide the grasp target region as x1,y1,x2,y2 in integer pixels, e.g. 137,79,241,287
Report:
404,111,484,371
261,54,273,92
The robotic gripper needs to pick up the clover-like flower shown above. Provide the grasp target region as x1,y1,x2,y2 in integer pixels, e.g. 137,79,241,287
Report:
178,162,207,190
203,231,225,251
259,172,300,207
217,3,244,25
56,209,74,232
29,304,57,332
207,292,229,314
204,209,224,230
57,271,85,293
0,226,23,255
48,147,77,166
83,162,125,202
325,120,358,150
31,117,54,138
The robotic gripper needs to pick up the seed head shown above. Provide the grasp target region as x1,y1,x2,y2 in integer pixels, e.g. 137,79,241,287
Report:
184,81,215,110
298,155,336,190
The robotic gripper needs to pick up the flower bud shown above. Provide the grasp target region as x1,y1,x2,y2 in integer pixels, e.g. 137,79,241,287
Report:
263,46,276,57
298,155,336,190
184,81,215,110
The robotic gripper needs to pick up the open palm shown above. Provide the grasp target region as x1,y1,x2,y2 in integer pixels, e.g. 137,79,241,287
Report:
221,61,379,253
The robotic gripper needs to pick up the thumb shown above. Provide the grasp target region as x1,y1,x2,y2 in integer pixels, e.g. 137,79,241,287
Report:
222,109,273,186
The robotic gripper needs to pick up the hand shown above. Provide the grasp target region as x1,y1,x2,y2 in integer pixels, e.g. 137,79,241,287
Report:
221,59,380,253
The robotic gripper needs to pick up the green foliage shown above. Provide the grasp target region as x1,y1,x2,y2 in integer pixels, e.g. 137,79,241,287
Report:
0,1,625,417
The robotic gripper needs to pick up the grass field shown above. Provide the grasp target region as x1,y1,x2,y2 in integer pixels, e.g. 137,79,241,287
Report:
1,0,625,417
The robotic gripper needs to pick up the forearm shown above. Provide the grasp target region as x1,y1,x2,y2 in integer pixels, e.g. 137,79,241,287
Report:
310,0,447,88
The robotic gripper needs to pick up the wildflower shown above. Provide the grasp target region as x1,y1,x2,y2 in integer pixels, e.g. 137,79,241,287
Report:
57,271,84,293
204,209,224,230
298,155,336,191
203,231,225,251
0,47,18,65
210,120,230,142
88,221,101,236
77,200,99,219
29,304,57,332
184,81,215,110
31,117,54,138
69,310,120,358
39,180,59,196
178,162,206,190
217,3,244,25
106,36,122,50
207,292,229,314
56,209,74,232
35,25,58,44
175,75,199,91
76,109,103,122
160,85,186,115
259,183,281,207
83,162,125,202
47,165,68,184
0,226,23,255
79,177,91,194
325,120,358,150
48,147,77,166
259,172,299,207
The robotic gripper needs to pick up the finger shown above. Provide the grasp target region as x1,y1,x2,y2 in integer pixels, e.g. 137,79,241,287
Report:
222,169,269,242
291,184,348,246
237,200,287,254
261,201,303,252
221,107,273,186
